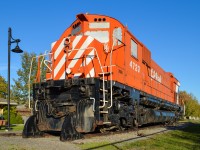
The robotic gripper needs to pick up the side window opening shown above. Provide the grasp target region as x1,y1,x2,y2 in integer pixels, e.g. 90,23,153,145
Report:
131,39,138,59
71,22,81,35
113,27,122,46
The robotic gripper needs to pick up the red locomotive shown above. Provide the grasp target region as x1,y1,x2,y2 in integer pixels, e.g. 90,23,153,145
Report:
23,14,182,141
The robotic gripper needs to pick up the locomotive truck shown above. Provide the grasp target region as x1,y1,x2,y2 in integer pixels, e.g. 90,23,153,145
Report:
23,13,182,141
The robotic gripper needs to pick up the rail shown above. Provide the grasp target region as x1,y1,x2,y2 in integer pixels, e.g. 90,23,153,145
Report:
65,47,106,108
35,100,39,111
74,43,115,109
44,60,52,72
107,41,115,109
28,47,107,109
90,97,95,112
28,51,52,109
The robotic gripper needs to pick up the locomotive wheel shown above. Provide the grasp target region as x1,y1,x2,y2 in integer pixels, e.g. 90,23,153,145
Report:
22,115,44,138
118,118,127,131
60,114,83,141
133,119,139,129
100,128,106,133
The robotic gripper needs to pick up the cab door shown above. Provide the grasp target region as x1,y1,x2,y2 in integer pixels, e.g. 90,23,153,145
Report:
124,32,142,90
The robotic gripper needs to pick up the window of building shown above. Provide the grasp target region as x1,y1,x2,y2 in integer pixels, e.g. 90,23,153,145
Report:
131,39,138,58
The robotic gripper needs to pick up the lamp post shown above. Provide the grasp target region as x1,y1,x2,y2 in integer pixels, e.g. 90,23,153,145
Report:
7,27,23,130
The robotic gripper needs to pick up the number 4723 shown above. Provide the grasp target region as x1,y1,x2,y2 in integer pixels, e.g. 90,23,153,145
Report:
129,61,140,73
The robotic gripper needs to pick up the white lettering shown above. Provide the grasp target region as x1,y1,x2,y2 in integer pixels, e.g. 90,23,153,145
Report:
129,61,140,73
151,69,162,83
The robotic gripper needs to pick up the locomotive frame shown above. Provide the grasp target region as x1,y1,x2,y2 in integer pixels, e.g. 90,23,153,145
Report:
23,13,182,141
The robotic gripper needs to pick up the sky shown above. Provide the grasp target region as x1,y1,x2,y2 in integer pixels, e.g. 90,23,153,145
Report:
0,0,200,101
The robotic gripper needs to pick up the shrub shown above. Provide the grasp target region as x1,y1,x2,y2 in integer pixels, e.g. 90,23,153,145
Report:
3,106,23,124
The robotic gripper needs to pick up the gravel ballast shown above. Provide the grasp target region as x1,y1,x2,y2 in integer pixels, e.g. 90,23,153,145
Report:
0,122,188,150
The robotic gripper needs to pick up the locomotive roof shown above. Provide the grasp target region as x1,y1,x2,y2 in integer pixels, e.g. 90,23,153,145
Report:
74,13,125,28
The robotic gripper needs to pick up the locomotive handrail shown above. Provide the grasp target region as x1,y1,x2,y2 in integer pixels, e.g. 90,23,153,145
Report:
35,100,39,111
107,41,115,109
65,47,106,108
28,52,53,109
44,60,52,72
90,97,95,112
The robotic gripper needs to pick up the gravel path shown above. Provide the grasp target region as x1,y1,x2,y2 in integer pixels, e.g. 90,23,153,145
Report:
0,122,188,150
73,126,173,145
0,136,80,150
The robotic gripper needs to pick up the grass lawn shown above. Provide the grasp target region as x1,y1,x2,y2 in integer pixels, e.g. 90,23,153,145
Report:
80,121,200,150
0,124,24,132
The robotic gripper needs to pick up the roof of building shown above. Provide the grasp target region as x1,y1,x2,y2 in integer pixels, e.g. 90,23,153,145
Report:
0,97,18,106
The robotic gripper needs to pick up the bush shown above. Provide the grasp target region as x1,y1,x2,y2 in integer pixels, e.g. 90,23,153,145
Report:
3,106,23,124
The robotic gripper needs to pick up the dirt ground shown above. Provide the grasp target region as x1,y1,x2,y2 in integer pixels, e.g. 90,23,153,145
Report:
0,122,187,150
0,135,80,150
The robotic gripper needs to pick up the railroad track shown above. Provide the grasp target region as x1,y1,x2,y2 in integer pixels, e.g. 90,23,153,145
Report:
0,122,186,140
83,123,176,139
42,122,180,140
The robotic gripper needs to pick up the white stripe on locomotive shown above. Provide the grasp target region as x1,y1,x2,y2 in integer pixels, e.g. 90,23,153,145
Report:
59,36,94,79
86,67,95,78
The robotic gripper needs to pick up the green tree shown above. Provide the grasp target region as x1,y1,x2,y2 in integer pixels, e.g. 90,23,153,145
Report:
11,52,38,104
179,91,200,117
11,52,46,105
0,75,7,98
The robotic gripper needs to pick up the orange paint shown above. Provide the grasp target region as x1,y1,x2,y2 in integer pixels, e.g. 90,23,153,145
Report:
37,13,180,104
